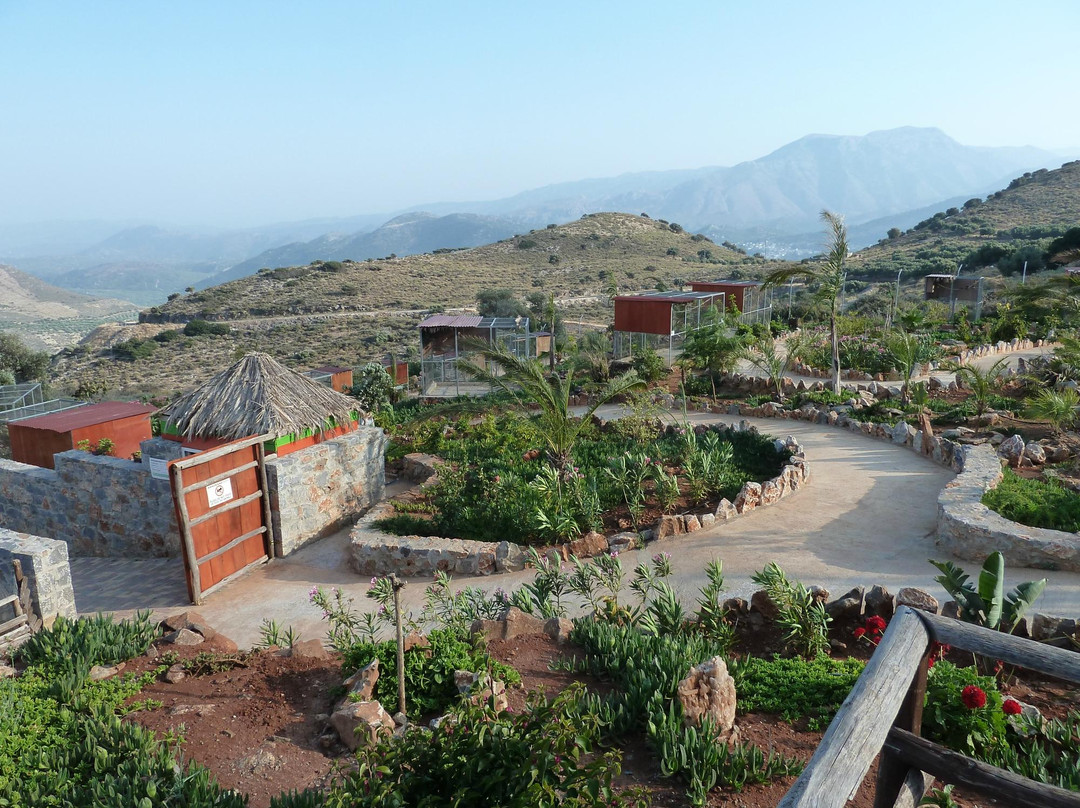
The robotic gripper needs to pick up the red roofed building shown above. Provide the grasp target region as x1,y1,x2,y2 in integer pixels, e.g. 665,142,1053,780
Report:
8,401,157,469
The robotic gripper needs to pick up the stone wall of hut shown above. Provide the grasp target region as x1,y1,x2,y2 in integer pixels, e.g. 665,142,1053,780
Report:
265,426,387,556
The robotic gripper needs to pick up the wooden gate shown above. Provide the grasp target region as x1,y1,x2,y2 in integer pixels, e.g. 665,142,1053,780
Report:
169,433,275,605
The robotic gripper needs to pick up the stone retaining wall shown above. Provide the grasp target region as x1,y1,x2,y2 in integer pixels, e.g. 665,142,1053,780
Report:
0,528,76,626
351,425,804,578
266,427,388,556
0,451,179,558
937,444,1080,572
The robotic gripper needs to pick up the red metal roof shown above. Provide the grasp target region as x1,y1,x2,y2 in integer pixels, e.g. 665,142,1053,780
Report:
11,401,156,432
691,280,761,288
612,291,723,304
418,315,484,328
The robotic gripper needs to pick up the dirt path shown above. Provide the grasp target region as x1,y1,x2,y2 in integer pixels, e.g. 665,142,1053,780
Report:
74,412,1080,648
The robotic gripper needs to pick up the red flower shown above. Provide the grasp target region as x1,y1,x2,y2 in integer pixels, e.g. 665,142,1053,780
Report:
1002,698,1023,716
961,685,987,710
866,616,887,633
853,627,866,639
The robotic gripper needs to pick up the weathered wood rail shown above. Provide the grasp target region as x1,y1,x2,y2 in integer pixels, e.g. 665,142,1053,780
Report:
778,606,1080,808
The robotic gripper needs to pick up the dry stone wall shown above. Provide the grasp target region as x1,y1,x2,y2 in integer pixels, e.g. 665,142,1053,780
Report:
0,451,179,557
0,528,76,625
938,444,1080,572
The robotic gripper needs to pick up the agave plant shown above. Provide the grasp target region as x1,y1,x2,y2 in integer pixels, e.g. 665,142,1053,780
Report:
930,552,1046,633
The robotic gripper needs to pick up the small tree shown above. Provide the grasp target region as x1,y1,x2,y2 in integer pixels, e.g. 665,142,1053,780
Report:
885,329,920,405
349,363,396,413
887,227,901,240
679,308,743,398
944,357,1010,424
763,211,849,393
1025,388,1080,435
739,336,796,401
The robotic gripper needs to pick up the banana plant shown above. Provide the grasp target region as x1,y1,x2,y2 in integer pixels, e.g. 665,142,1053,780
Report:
930,552,1047,633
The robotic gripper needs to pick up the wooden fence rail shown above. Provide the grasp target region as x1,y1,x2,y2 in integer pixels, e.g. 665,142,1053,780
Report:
778,605,1080,808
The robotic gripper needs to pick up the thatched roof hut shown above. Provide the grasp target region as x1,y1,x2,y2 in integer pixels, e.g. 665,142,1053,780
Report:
160,352,362,442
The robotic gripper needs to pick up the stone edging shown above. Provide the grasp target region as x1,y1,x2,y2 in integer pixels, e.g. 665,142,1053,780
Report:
937,444,1080,572
352,427,807,578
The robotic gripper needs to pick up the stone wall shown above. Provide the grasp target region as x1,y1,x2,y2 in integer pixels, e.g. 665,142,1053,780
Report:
0,528,76,626
937,444,1080,572
267,426,387,556
0,451,179,558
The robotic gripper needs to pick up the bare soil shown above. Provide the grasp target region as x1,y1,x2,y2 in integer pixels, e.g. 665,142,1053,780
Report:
120,627,1075,808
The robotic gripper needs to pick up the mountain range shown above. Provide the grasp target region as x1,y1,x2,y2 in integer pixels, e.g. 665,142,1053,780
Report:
2,127,1069,303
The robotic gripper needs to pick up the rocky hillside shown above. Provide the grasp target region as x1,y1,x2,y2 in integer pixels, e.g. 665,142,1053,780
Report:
0,264,136,352
851,160,1080,278
50,213,773,398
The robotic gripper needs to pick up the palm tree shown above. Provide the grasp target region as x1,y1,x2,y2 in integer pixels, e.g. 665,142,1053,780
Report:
886,329,921,405
459,341,645,476
679,307,744,398
763,211,849,393
1025,388,1080,436
739,335,797,402
943,356,1010,424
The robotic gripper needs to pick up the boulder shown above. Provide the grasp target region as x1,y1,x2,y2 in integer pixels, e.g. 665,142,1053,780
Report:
699,512,716,529
1024,442,1046,465
403,631,430,652
161,611,217,641
290,639,328,659
165,664,186,684
808,585,830,605
864,585,894,619
1031,614,1077,642
343,658,380,701
655,514,685,540
750,589,779,621
88,663,125,681
676,656,737,742
163,628,205,646
733,482,762,513
0,664,16,679
543,617,574,644
895,587,939,614
569,531,608,558
998,434,1026,467
330,700,394,750
607,532,638,554
503,607,549,639
495,541,527,573
940,600,961,620
825,586,864,620
714,499,738,521
684,515,702,533
722,597,749,617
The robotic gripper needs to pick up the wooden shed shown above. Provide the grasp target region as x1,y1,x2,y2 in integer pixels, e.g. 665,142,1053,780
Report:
159,353,364,458
8,401,156,469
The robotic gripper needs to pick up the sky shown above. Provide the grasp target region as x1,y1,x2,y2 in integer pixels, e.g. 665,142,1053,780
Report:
1,1,1078,228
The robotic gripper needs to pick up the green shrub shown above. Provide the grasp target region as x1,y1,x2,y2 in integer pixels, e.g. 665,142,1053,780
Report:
750,563,832,658
983,468,1080,533
631,347,667,382
341,629,519,717
152,328,182,343
730,654,863,728
18,611,157,673
923,660,1006,757
113,338,157,361
373,513,436,535
184,318,231,337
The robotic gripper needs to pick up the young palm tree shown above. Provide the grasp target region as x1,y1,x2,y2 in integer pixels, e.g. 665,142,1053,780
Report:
459,342,645,476
763,211,849,393
739,336,796,402
1025,388,1080,436
943,356,1010,424
886,329,921,405
679,307,744,398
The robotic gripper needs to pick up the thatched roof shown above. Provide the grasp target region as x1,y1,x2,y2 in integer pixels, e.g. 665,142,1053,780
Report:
160,353,362,441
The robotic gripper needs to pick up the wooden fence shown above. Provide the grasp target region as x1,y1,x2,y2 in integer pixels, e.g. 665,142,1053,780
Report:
779,605,1080,808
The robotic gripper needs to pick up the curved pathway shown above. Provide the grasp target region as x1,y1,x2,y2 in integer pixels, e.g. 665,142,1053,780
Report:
72,411,1080,647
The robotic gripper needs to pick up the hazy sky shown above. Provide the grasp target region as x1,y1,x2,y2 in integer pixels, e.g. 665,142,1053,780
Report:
2,1,1077,227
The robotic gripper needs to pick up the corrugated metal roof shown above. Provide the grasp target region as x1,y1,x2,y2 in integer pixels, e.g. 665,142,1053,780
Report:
613,291,723,304
418,315,484,328
11,401,156,432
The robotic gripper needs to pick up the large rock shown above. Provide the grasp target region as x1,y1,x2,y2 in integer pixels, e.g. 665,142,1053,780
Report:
750,589,779,621
495,541,527,573
503,607,548,639
825,587,864,620
733,482,762,513
330,700,394,750
1031,613,1077,642
161,611,217,641
569,531,608,558
607,532,638,554
289,639,328,659
163,628,204,646
676,656,737,742
543,617,574,644
896,587,939,614
998,434,1026,467
1024,442,1046,465
714,499,737,520
864,585,894,619
343,658,380,701
655,515,685,540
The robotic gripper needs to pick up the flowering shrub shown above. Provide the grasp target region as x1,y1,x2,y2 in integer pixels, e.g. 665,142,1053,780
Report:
923,660,1006,756
853,615,887,646
961,684,988,710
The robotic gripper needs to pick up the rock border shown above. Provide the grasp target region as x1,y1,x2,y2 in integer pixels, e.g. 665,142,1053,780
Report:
938,444,1080,572
351,427,807,578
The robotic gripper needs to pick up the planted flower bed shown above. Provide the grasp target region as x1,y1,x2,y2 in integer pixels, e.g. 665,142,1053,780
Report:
379,411,790,546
